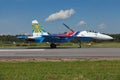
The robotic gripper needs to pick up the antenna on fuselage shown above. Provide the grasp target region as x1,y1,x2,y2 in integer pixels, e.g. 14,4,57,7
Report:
63,23,74,32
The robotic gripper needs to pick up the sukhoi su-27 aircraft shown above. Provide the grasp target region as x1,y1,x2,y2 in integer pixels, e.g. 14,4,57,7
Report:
17,20,113,48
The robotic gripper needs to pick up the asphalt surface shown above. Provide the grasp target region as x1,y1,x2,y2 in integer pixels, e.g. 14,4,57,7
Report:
0,48,120,60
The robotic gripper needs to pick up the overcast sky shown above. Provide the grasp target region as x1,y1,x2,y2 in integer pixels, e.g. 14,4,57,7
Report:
0,0,120,34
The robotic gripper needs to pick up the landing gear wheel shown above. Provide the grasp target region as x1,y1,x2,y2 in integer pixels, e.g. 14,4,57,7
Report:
50,43,56,48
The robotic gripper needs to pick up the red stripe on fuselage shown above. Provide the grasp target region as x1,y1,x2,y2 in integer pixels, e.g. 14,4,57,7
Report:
65,31,75,36
58,31,75,37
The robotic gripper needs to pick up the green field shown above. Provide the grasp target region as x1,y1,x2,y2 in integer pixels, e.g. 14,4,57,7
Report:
0,61,120,80
0,42,120,48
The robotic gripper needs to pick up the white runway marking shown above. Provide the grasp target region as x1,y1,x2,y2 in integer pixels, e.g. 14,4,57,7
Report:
0,49,45,52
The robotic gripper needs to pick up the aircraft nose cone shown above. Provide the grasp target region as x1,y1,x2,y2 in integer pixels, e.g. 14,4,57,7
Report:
107,36,113,40
103,35,113,40
97,33,113,40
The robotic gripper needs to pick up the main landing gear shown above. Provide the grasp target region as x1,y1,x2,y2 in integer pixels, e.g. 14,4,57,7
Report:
50,43,56,48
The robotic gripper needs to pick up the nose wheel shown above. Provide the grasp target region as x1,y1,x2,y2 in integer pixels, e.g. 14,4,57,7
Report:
78,41,81,48
50,43,56,48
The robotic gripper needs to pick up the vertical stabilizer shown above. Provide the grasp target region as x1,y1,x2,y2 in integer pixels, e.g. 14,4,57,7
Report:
63,23,74,32
32,20,48,37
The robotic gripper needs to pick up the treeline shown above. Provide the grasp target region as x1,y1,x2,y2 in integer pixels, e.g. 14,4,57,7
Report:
110,34,120,42
0,35,25,43
0,34,120,43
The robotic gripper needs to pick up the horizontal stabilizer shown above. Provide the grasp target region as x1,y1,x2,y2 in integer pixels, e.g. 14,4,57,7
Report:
17,36,27,39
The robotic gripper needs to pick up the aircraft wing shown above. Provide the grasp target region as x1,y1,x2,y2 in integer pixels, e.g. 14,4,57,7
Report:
42,35,74,43
43,34,73,38
41,32,80,43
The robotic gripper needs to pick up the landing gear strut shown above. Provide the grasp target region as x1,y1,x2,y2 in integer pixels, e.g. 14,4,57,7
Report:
78,41,81,48
50,43,56,48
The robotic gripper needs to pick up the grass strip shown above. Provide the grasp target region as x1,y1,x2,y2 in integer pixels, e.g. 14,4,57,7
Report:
0,60,120,80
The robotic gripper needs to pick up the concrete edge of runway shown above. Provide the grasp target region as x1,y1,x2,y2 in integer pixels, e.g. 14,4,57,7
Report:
0,57,120,62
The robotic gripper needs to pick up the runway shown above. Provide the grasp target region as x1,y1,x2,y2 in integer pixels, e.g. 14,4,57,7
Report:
0,48,120,60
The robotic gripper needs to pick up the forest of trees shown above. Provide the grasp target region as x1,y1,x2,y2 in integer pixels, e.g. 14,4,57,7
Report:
0,34,120,43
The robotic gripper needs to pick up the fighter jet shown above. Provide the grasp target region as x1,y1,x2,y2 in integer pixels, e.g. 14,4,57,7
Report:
17,20,113,48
